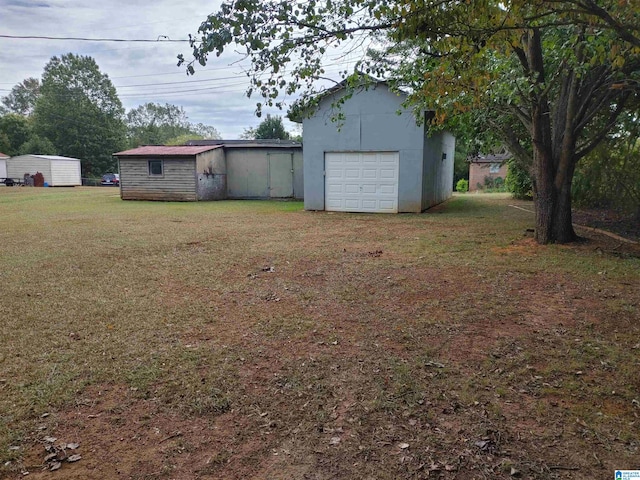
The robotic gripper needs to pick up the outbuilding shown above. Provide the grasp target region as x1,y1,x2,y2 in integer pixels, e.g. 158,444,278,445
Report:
0,152,8,182
297,79,455,213
114,140,303,201
6,155,82,186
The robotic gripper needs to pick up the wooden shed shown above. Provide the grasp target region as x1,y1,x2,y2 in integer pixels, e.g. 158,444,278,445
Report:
6,155,81,186
186,140,303,200
115,140,303,202
114,145,226,201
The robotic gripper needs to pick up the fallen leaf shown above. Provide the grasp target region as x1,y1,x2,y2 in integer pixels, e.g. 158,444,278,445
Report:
66,443,79,450
43,437,57,443
67,454,82,463
49,462,62,471
329,436,341,445
398,442,409,449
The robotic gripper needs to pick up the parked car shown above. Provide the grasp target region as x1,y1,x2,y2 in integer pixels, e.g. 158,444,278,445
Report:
101,173,120,186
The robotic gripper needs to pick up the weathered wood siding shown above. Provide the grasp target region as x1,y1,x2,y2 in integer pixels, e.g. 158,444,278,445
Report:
195,148,227,200
119,157,197,201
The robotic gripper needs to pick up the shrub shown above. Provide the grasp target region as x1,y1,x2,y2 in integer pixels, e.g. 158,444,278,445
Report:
505,160,533,199
456,178,469,193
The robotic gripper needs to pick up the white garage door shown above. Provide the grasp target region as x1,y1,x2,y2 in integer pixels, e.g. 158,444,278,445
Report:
325,152,399,213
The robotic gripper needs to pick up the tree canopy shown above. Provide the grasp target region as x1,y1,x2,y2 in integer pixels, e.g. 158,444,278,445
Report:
1,78,40,116
126,102,221,147
241,114,291,139
180,0,640,244
33,54,127,176
0,114,32,157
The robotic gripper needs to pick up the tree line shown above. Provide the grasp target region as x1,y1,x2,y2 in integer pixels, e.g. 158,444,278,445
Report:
0,54,222,177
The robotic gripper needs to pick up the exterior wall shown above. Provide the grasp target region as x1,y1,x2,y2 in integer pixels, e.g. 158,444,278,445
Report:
302,84,427,213
226,148,303,199
292,149,303,200
119,157,197,201
227,148,269,198
421,131,455,210
7,156,52,183
0,159,6,180
195,148,226,200
469,163,509,191
50,160,81,186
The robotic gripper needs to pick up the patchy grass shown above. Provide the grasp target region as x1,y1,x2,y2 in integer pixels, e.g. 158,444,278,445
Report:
0,188,639,479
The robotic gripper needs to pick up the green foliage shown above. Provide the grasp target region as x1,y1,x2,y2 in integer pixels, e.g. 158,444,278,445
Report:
1,78,40,116
18,135,56,155
505,160,533,200
33,53,126,176
242,114,290,139
456,179,469,193
573,138,640,216
126,103,220,147
0,114,32,156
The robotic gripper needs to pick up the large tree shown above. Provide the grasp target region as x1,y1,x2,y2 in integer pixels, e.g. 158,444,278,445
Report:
126,102,221,147
0,114,33,156
2,78,40,116
241,114,290,140
179,0,640,244
33,54,126,176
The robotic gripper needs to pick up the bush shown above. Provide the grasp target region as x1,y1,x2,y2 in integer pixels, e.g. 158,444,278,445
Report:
456,178,469,193
505,160,533,199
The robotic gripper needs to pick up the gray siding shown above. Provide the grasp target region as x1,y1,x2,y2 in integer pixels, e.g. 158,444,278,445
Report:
226,148,302,199
421,131,455,210
302,84,429,213
119,157,197,201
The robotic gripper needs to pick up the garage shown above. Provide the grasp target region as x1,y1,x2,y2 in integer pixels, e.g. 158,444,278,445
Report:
325,152,399,213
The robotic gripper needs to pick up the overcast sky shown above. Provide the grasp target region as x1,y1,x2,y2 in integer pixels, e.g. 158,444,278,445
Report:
0,0,360,138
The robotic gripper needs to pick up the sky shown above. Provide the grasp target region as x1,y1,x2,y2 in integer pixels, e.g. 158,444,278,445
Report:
0,0,360,138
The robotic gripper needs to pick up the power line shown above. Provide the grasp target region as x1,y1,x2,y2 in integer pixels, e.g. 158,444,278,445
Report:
0,34,193,43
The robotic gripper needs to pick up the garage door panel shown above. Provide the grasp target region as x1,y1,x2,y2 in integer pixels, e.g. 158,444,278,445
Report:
325,152,399,213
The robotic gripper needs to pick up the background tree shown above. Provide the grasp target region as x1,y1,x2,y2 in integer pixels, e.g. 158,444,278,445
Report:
180,0,640,244
2,78,40,116
241,114,290,140
126,102,220,147
33,54,126,176
18,135,56,156
0,114,33,156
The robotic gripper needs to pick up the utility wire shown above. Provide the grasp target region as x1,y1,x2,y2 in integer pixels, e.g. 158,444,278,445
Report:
0,34,194,43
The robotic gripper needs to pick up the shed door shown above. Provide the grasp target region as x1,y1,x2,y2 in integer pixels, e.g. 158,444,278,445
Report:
325,152,399,213
269,153,293,198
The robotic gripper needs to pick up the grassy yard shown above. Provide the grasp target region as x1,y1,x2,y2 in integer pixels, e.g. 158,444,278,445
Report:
0,187,638,479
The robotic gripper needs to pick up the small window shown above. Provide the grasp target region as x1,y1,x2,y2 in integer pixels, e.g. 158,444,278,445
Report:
148,160,163,176
489,163,500,174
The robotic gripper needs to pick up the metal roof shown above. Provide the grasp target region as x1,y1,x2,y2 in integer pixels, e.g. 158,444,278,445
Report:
186,139,302,149
114,145,223,156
